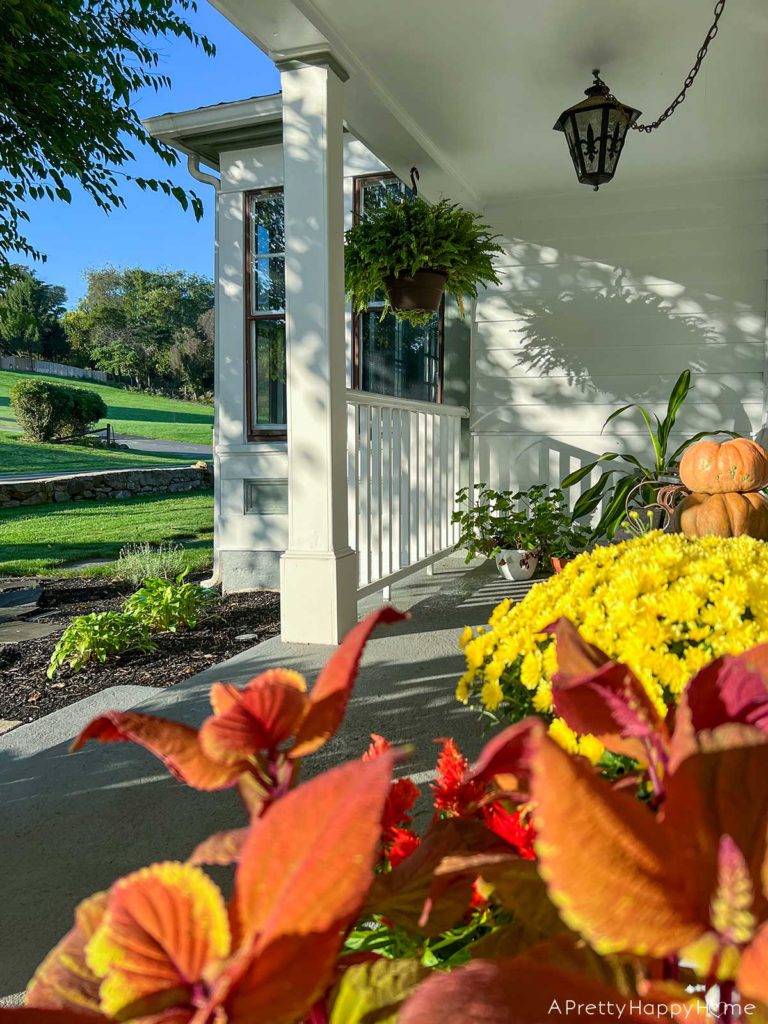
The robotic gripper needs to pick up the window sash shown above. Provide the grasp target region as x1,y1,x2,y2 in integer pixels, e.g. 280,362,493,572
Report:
246,188,287,438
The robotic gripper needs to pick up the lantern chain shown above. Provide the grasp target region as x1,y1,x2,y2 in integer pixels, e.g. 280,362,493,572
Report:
596,0,726,133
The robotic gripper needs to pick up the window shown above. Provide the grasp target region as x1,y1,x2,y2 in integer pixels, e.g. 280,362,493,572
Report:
352,173,443,403
245,189,286,438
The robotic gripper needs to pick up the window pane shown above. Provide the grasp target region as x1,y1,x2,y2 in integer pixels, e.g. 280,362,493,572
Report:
250,255,285,313
250,319,286,428
360,175,409,215
250,194,284,255
359,311,439,402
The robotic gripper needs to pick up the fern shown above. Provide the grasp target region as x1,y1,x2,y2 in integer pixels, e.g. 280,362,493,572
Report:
344,196,504,325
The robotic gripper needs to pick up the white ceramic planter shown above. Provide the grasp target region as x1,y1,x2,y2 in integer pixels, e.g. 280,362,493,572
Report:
495,549,538,581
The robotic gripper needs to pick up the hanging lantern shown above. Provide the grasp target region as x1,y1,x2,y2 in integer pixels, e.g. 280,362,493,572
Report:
553,70,641,191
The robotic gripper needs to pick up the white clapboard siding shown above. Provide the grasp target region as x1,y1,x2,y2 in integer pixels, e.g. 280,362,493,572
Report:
471,178,768,492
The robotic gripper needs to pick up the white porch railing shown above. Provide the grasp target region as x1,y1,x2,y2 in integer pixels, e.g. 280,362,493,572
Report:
346,390,469,598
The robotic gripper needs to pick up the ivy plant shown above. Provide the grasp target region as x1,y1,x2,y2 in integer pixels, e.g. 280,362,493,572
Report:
345,195,504,325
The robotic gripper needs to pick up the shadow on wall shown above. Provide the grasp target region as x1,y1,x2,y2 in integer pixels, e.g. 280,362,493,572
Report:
471,213,767,496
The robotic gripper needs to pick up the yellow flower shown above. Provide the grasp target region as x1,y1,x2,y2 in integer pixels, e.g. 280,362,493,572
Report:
455,672,471,704
458,533,768,741
578,734,605,765
548,717,579,754
458,625,474,650
481,679,504,711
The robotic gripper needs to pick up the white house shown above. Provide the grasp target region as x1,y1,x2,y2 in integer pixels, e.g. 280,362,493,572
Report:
145,0,768,646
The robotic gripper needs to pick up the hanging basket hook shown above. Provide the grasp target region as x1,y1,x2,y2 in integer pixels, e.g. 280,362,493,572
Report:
409,166,420,196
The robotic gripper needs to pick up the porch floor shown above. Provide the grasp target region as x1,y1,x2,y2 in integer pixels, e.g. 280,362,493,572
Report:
0,554,536,996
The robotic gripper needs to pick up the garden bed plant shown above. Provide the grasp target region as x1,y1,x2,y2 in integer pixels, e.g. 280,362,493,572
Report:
7,588,768,1023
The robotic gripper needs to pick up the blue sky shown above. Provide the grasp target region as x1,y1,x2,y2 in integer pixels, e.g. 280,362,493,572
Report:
21,4,280,307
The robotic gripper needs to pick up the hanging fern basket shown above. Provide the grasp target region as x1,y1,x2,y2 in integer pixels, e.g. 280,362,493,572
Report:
383,269,447,318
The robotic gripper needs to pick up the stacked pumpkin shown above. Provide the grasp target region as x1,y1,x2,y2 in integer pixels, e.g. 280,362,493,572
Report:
675,438,768,539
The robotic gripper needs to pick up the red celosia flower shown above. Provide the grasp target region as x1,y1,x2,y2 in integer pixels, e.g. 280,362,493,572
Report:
431,738,485,818
363,734,421,866
483,801,536,860
385,826,421,868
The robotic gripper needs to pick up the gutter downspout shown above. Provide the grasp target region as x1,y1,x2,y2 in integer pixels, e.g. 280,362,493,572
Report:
187,155,223,587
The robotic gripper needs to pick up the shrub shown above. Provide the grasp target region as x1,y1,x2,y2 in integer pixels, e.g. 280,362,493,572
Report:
47,611,155,677
123,572,217,632
457,532,768,750
117,541,188,587
10,378,107,441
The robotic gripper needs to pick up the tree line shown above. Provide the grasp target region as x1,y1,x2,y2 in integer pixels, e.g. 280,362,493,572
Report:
0,266,214,400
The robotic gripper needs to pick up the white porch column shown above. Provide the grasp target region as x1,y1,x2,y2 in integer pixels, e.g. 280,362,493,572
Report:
279,63,357,645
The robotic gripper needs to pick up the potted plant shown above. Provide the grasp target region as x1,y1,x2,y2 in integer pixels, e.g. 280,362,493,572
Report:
531,487,593,572
345,195,504,325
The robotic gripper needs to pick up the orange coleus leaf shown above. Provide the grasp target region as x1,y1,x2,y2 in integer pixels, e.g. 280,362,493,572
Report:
532,733,700,958
187,828,249,867
199,676,308,765
203,752,396,1024
86,862,230,1021
291,607,407,758
547,618,669,764
399,954,668,1024
739,921,768,1003
72,713,242,791
26,892,107,1014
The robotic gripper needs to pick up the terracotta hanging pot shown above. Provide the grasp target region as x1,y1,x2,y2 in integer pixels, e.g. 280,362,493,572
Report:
384,270,447,317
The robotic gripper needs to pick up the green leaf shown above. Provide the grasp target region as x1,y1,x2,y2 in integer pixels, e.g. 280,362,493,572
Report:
600,404,633,434
329,959,430,1024
572,474,613,520
636,405,664,470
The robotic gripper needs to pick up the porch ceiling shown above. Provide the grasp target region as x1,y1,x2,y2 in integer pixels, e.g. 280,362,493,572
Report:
210,0,768,202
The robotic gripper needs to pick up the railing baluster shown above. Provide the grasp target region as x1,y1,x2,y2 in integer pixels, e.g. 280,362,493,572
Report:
344,391,468,599
359,404,371,588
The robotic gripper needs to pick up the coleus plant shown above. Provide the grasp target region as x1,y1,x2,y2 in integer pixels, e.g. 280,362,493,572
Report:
4,612,768,1024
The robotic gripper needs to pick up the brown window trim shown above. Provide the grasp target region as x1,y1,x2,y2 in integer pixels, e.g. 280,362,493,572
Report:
244,186,287,442
350,172,445,403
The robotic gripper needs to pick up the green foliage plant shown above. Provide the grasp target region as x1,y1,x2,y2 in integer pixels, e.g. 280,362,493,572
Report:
123,572,216,632
561,370,737,540
345,195,504,325
47,611,155,677
452,484,589,562
10,379,107,441
116,542,189,588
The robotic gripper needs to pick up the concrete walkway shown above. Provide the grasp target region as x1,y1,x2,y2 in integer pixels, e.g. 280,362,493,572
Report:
0,556,533,995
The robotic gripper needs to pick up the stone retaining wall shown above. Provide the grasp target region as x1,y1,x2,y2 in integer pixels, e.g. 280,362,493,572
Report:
0,465,213,508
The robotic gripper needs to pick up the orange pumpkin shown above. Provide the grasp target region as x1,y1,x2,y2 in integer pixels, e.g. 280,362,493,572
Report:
674,491,768,539
679,438,768,493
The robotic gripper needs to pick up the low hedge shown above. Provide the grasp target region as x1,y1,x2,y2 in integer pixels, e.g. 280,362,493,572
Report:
10,379,108,442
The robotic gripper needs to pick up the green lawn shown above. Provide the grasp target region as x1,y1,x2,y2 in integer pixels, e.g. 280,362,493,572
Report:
0,490,214,576
0,369,214,445
0,435,204,477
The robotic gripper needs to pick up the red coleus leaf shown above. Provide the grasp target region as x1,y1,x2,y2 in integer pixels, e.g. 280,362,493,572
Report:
466,719,543,794
739,920,768,1003
26,892,107,1015
71,713,243,791
547,618,669,765
291,607,408,758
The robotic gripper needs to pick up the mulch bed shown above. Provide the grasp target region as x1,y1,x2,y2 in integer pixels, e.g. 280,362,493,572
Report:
0,576,280,725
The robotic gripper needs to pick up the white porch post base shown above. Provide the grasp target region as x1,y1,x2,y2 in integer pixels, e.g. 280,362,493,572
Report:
280,548,358,645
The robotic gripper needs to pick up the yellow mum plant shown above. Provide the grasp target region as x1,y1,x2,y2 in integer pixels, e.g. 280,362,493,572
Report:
457,532,768,759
